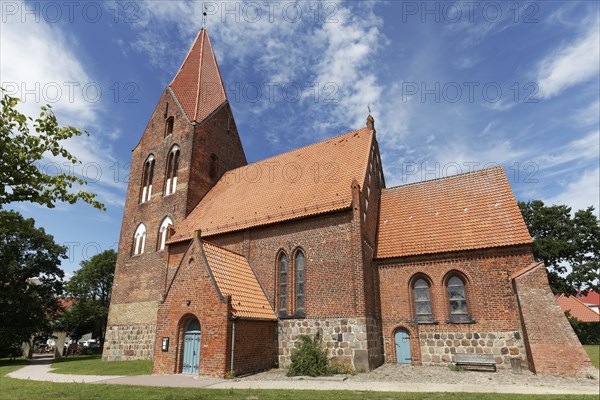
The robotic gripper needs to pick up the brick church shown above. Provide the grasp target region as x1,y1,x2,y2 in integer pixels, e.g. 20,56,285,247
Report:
103,26,593,377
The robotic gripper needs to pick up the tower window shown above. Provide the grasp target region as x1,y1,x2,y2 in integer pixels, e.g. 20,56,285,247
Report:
165,116,174,137
209,153,218,180
165,145,180,196
158,216,173,251
133,223,147,255
140,155,155,203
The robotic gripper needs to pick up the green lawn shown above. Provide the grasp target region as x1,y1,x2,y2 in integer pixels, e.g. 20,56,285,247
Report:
584,345,599,369
50,355,152,376
1,358,598,400
1,379,597,400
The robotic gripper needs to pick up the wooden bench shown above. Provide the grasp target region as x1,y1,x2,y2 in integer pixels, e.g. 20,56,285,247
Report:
453,354,496,372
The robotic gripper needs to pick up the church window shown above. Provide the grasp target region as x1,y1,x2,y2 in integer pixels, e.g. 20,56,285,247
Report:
140,155,155,203
165,145,180,196
158,217,173,251
447,275,472,323
295,251,305,313
413,278,434,322
165,116,174,137
278,253,287,312
133,223,147,255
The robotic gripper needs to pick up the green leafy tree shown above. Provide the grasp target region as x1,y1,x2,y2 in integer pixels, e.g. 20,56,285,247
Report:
58,250,116,344
519,200,599,294
0,88,105,210
0,210,66,354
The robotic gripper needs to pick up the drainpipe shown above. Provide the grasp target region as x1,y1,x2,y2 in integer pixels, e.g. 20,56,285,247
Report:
230,316,237,374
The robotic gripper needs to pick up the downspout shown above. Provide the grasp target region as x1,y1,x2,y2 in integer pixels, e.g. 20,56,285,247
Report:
230,316,237,375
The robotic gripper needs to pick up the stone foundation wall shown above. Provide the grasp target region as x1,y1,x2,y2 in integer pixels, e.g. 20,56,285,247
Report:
102,324,156,361
419,330,527,368
279,317,378,371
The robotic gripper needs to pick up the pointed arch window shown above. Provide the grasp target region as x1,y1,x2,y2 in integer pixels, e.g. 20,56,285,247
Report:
158,217,173,251
413,278,435,323
140,155,155,203
165,145,180,196
133,224,147,255
278,253,287,313
295,251,305,313
447,276,473,323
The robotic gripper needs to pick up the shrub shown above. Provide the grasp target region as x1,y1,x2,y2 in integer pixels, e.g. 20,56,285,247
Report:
287,334,329,377
566,314,600,345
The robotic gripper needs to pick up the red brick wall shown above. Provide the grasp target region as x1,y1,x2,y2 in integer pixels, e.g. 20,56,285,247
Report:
514,263,593,376
232,319,278,375
206,209,368,319
377,245,534,364
187,103,247,214
153,243,231,377
107,91,245,361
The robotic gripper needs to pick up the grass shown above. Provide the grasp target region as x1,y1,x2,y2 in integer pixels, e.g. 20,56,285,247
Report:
50,355,152,376
1,379,598,400
1,357,598,400
583,345,599,369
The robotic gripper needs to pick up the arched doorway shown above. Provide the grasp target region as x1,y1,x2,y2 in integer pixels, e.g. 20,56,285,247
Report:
182,318,201,374
395,329,412,364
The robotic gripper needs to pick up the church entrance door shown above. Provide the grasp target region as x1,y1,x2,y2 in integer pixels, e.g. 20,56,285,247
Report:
182,318,201,374
395,329,411,364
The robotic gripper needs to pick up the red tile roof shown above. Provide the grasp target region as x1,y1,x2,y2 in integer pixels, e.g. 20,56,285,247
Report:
577,291,600,307
375,167,532,258
557,294,600,322
169,127,374,242
170,28,227,122
202,241,276,320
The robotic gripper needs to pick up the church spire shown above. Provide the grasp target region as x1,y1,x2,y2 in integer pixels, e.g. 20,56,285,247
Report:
170,28,227,123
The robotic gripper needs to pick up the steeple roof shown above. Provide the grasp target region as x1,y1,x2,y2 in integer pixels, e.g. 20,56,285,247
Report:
170,28,227,123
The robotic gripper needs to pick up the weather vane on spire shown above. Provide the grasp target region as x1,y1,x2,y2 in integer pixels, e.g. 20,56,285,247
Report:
368,104,372,114
202,5,207,29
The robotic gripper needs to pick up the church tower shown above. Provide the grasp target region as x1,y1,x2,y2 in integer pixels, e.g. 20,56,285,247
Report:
103,28,246,360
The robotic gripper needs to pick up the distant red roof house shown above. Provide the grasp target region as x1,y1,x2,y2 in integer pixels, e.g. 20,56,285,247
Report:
557,294,600,322
576,290,600,308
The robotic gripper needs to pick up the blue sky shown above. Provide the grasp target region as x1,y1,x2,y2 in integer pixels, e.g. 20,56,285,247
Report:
1,1,599,276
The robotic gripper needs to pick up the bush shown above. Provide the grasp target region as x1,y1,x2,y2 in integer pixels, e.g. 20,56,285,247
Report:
287,334,329,377
567,316,600,345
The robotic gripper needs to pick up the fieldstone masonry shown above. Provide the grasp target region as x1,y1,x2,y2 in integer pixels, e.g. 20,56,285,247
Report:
419,331,527,367
279,318,378,371
102,324,156,360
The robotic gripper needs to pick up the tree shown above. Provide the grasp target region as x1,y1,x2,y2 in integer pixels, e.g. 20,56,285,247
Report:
0,88,105,210
519,200,600,295
58,250,116,344
0,210,66,354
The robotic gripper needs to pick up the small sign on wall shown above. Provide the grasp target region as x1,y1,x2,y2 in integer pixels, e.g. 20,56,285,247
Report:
161,337,169,352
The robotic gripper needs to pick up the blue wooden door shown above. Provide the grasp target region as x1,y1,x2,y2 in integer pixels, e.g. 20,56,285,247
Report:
182,319,201,374
395,329,411,364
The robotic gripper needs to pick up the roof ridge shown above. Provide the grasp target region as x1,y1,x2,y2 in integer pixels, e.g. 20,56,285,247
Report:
384,166,504,192
221,127,372,177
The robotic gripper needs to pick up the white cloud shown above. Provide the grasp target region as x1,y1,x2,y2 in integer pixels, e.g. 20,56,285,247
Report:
536,21,600,99
0,16,97,124
0,15,126,209
573,100,600,127
545,167,600,216
533,131,600,170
